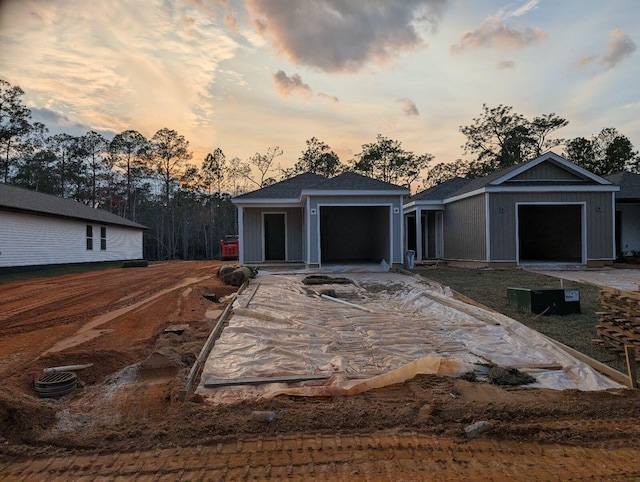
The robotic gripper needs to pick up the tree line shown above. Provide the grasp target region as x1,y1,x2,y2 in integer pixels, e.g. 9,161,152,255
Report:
2,79,638,260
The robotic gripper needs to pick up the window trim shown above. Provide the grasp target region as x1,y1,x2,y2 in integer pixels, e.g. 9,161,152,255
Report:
86,225,93,250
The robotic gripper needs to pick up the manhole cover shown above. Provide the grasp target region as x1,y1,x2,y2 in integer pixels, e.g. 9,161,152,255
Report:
34,371,77,398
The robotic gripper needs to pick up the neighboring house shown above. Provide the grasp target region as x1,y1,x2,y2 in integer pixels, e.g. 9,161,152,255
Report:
404,152,619,267
232,172,409,268
0,183,147,268
605,170,640,257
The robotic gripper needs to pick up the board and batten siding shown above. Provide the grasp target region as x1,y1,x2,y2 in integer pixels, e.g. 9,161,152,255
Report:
509,162,588,182
307,195,404,265
488,191,614,261
241,207,304,263
443,194,486,261
0,211,143,267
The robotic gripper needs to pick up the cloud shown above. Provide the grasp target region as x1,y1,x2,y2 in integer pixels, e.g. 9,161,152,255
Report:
601,29,636,70
496,0,541,19
396,98,420,116
574,55,597,69
30,108,112,138
451,19,547,54
246,0,447,72
317,92,339,103
272,70,312,99
0,0,239,136
573,30,636,72
496,60,515,70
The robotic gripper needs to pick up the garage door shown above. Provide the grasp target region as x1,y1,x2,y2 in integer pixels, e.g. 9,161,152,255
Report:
320,206,390,264
518,204,582,263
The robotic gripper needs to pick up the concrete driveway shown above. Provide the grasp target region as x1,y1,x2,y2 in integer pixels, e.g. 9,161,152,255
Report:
532,267,639,291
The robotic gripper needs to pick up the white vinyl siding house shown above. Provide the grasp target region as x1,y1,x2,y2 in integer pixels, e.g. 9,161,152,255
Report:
0,183,146,268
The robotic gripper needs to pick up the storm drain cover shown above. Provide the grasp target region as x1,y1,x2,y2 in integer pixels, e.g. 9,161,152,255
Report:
34,371,77,398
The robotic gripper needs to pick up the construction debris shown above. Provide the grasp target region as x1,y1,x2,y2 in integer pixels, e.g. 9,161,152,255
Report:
302,275,353,285
596,288,640,361
43,364,93,373
164,324,190,335
487,366,536,386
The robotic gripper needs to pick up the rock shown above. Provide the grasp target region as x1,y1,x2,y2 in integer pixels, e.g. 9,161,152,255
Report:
465,420,492,439
251,411,276,423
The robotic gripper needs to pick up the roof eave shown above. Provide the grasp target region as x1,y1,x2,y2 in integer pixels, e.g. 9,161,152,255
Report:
490,152,614,186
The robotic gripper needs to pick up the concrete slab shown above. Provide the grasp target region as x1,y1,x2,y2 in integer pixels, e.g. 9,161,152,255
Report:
532,268,639,291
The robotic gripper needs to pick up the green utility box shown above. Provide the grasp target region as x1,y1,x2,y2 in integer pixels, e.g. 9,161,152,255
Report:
507,287,580,315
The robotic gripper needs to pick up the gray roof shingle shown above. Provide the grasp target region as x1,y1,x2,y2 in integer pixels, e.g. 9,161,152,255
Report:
312,171,407,191
409,177,471,201
233,171,407,201
233,172,327,199
0,183,147,229
605,171,640,200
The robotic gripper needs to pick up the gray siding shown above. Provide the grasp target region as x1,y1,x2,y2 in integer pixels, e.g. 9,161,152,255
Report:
241,207,304,263
444,194,486,261
488,192,614,261
307,195,404,265
509,161,586,181
0,211,143,267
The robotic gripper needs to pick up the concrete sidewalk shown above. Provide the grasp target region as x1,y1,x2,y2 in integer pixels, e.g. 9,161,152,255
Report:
532,267,639,291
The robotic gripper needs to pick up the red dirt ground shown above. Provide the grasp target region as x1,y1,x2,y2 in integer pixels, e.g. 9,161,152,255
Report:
0,261,638,480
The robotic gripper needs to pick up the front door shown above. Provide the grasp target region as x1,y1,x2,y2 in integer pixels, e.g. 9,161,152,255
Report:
264,213,286,261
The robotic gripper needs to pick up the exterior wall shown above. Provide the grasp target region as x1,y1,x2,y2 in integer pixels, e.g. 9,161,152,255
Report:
443,194,486,261
240,207,304,263
617,203,640,255
0,211,143,267
488,191,614,262
509,162,586,181
307,195,404,265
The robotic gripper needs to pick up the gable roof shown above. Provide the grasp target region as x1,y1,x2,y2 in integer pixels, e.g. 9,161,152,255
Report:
0,183,147,229
233,172,327,200
408,152,618,205
308,171,408,192
605,171,640,201
409,177,471,202
233,171,408,204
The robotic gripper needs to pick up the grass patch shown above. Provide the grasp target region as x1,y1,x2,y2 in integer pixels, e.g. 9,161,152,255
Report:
413,266,628,375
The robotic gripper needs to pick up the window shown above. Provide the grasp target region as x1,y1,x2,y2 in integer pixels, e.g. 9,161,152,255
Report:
100,226,107,250
86,225,93,250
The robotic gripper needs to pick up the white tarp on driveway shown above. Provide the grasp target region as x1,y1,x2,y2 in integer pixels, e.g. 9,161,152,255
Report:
197,272,622,402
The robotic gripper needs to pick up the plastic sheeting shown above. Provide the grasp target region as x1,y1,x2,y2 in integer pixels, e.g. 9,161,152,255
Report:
197,271,623,403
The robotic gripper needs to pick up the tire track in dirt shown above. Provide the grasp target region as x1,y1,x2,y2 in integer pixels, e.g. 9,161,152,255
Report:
40,276,209,355
1,432,638,480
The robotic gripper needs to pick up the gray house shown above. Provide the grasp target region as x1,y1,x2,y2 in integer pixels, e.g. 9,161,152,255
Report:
232,172,409,268
404,152,619,267
605,170,640,257
0,183,147,268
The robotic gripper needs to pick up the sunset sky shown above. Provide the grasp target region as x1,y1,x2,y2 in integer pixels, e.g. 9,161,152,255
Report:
1,0,638,176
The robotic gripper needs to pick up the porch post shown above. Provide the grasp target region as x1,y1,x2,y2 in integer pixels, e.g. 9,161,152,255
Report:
416,208,423,262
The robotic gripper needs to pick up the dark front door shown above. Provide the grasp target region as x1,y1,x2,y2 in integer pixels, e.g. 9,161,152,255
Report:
264,213,286,261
